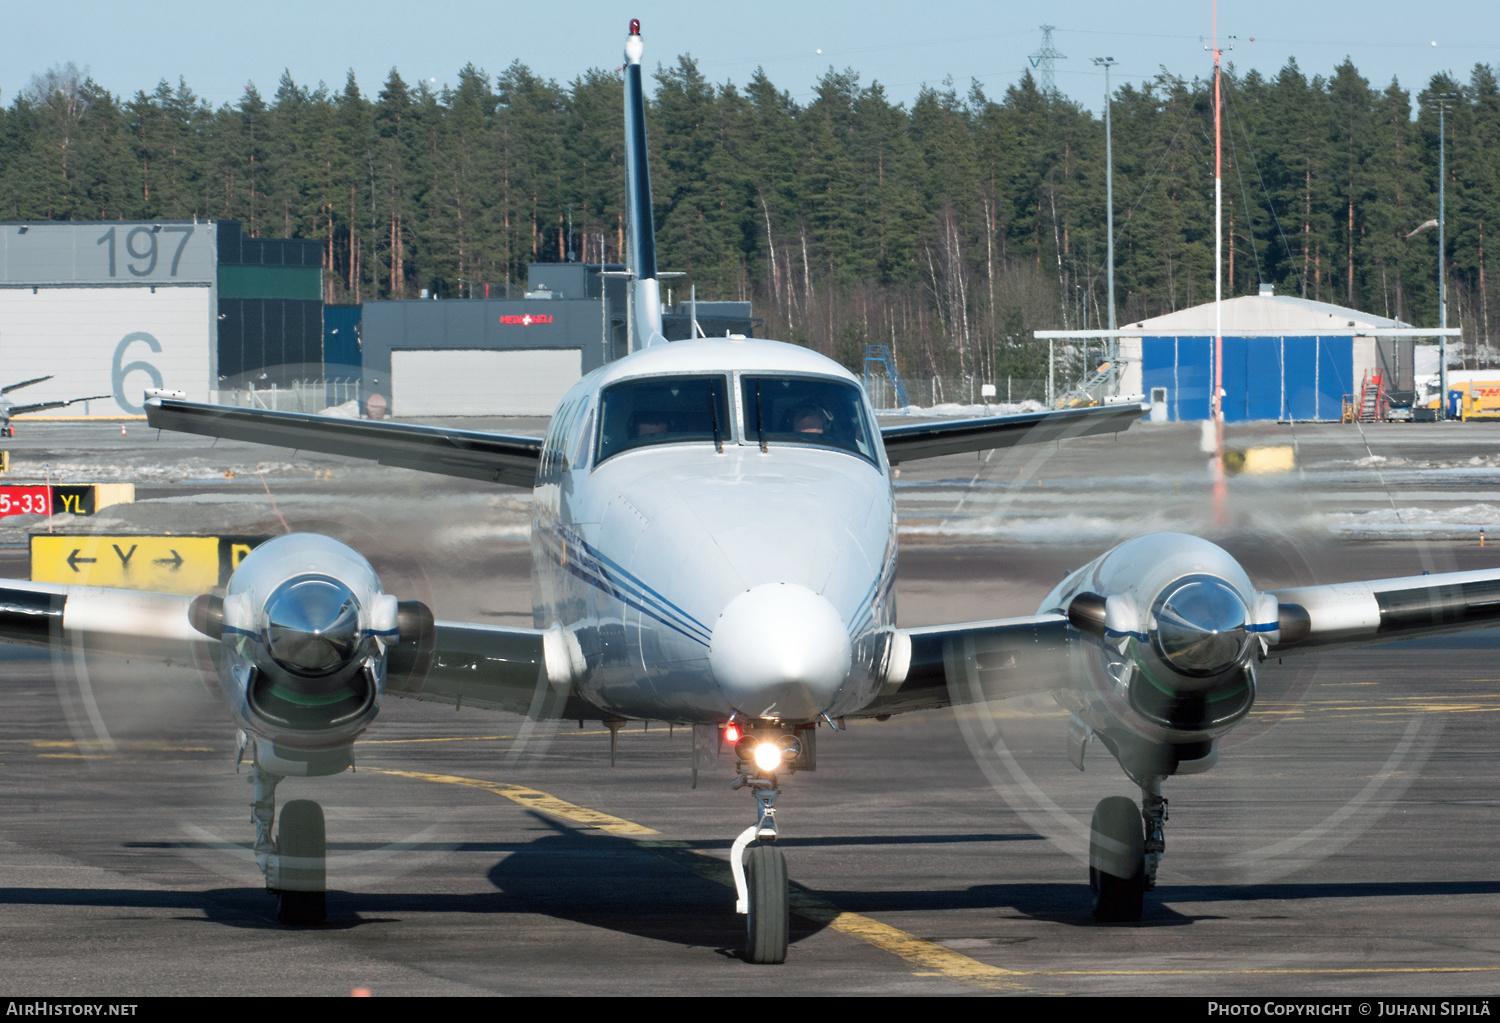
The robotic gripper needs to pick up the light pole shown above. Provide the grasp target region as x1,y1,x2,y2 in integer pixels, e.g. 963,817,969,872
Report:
1091,56,1117,372
1435,92,1458,416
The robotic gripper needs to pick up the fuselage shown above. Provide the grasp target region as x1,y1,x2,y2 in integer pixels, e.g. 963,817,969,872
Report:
530,337,897,725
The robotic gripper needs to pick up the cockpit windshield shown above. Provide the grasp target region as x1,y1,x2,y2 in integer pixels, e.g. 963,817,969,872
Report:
741,376,878,464
596,375,730,464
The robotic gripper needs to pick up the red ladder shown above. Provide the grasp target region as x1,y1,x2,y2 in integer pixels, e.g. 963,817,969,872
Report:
1358,370,1387,423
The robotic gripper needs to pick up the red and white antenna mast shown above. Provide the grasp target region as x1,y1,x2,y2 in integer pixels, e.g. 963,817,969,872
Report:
1211,2,1228,525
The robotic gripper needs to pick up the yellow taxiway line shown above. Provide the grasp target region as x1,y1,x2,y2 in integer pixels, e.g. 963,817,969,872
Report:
368,765,1500,991
368,768,659,837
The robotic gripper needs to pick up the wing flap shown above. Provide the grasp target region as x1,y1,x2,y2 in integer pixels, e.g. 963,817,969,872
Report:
145,399,543,487
854,613,1074,717
385,620,601,719
880,403,1145,464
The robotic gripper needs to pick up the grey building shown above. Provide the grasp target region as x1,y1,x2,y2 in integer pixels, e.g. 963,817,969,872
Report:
361,262,759,417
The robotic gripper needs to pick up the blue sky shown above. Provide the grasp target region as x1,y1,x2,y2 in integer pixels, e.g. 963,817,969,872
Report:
9,0,1499,113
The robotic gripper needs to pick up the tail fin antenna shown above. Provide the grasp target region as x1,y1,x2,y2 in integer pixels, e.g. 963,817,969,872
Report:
624,19,666,349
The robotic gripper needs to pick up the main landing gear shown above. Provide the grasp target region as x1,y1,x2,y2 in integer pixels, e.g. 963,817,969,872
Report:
727,725,809,964
250,761,328,925
1088,775,1166,922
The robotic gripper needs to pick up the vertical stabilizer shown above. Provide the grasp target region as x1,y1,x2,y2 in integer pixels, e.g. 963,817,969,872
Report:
623,19,666,349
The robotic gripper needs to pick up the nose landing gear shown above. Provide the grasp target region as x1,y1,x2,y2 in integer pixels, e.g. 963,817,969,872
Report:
732,785,787,964
727,725,810,964
249,759,329,926
1088,776,1167,922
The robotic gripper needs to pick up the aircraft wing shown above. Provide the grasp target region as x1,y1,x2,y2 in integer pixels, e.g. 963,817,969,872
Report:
0,580,204,664
1270,569,1500,655
146,399,543,487
879,403,1146,464
856,563,1500,719
853,614,1074,717
1,375,53,395
7,394,112,418
0,578,599,719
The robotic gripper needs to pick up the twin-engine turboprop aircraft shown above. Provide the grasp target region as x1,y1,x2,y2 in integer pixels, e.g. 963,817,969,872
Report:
4,21,1500,965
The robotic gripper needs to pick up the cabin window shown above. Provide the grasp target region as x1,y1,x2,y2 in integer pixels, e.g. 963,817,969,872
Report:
740,376,877,465
595,376,731,465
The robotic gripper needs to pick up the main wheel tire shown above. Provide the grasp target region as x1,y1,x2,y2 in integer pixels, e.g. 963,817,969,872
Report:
744,842,789,964
275,799,327,926
1089,795,1145,922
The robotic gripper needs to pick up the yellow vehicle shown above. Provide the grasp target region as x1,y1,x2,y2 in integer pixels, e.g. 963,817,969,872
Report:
1453,381,1500,420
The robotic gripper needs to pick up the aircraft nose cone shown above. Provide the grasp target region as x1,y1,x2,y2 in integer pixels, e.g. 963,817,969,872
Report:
710,583,851,720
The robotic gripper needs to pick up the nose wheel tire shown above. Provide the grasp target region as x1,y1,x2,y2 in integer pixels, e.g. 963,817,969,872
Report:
744,842,788,964
1089,795,1145,922
275,799,328,926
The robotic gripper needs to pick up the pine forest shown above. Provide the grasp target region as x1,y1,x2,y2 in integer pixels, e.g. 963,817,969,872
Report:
4,55,1500,392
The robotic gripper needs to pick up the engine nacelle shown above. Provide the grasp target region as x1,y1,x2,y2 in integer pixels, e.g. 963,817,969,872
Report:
192,534,405,774
1043,533,1279,763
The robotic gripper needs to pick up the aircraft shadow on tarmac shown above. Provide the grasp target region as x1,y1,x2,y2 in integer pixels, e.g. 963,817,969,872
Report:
816,878,1500,928
11,816,1500,941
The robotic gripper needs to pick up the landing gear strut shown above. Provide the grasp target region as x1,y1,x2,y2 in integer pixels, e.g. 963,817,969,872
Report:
249,761,328,925
729,727,807,964
1088,776,1166,922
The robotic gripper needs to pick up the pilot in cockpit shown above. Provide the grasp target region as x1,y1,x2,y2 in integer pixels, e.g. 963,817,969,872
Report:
630,412,671,438
789,403,832,437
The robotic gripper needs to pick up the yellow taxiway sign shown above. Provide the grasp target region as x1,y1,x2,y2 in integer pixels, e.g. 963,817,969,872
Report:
30,535,266,594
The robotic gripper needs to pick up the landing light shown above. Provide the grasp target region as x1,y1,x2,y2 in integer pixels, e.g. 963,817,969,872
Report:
753,741,782,773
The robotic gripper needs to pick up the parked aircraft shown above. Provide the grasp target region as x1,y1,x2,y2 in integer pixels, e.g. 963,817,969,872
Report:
2,22,1498,966
0,375,109,435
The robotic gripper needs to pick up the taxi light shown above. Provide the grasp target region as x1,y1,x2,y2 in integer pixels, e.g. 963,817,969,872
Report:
778,734,803,763
753,741,782,773
723,722,740,743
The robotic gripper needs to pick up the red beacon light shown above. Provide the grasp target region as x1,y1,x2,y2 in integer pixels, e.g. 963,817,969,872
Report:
723,722,740,743
629,18,640,35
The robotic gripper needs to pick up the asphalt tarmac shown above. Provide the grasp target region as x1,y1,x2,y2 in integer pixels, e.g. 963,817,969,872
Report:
2,416,1500,995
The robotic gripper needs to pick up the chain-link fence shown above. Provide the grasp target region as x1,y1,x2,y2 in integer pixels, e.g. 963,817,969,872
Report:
210,379,361,415
863,374,1050,411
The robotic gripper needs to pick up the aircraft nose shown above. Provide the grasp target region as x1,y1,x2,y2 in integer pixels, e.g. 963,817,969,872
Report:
709,583,851,721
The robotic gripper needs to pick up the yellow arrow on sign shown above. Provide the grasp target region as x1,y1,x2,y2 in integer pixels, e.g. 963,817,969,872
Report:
31,535,222,594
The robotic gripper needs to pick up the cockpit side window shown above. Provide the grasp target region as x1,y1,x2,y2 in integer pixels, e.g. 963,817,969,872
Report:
538,397,580,483
595,375,731,465
740,376,878,465
570,406,595,471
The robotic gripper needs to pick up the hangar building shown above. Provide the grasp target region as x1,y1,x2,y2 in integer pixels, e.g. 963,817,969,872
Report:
1117,292,1419,422
0,220,321,416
